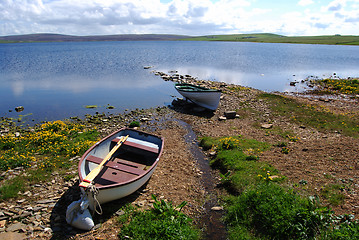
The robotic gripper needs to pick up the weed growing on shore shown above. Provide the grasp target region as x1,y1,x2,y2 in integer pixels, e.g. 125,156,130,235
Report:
259,93,359,138
314,78,359,95
200,135,359,239
0,120,99,200
118,195,200,240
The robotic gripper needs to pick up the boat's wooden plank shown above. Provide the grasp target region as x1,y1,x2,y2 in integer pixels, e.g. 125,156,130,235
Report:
86,155,145,176
114,158,146,170
112,137,159,154
94,168,135,187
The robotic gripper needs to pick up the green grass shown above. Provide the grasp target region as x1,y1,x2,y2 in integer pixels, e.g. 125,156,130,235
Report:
200,135,359,239
0,120,99,200
118,195,200,240
321,184,346,206
225,184,332,239
183,33,359,45
312,78,359,95
259,93,359,137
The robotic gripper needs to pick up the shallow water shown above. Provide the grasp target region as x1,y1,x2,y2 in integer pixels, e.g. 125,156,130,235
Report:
1,41,359,123
177,119,227,240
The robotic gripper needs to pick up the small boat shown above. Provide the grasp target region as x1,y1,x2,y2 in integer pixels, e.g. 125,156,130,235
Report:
78,128,164,209
174,83,221,110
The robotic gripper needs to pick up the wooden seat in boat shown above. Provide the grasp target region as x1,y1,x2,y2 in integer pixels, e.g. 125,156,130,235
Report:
86,155,146,176
111,137,159,154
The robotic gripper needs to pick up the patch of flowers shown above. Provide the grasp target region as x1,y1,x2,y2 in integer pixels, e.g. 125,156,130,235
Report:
317,78,359,95
0,120,99,171
219,137,241,150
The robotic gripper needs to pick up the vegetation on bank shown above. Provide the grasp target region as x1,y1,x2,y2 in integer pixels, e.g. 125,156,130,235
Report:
117,195,200,240
259,92,359,138
198,83,359,239
0,120,99,200
183,33,359,45
200,134,359,239
310,78,359,95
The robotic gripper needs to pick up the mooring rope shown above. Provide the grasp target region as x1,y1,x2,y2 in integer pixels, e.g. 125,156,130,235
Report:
86,184,103,215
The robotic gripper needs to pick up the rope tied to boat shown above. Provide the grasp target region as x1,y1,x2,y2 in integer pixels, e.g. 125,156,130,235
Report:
86,184,103,215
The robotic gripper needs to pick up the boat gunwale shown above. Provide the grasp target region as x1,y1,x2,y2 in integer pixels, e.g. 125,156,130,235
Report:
78,127,164,190
175,83,221,93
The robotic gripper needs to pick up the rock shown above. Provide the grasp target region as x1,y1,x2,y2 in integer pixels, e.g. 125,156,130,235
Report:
211,206,224,211
224,111,237,119
261,123,273,129
6,222,26,232
0,232,26,239
140,118,150,122
218,116,227,121
15,106,24,112
319,97,330,102
0,220,5,228
209,151,217,157
135,200,147,207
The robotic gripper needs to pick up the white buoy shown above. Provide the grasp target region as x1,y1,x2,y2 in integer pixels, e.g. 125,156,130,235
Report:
66,194,94,231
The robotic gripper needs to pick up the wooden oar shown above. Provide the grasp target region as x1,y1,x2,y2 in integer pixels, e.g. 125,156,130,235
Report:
79,135,129,188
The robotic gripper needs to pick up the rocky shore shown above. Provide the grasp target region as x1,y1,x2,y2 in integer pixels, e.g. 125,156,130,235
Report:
1,72,358,239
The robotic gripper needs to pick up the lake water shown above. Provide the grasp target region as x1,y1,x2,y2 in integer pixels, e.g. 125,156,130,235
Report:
1,41,359,123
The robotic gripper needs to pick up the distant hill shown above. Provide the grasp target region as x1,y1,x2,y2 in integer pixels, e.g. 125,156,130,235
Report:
182,33,359,45
0,33,191,42
1,33,359,45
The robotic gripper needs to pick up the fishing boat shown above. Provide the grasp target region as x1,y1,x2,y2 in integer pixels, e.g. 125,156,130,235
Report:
78,128,164,210
174,83,221,110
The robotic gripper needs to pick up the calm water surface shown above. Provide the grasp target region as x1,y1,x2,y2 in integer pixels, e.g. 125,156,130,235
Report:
1,41,359,123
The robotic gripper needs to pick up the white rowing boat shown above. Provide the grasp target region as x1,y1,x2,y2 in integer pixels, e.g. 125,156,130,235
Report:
78,128,164,209
175,83,221,110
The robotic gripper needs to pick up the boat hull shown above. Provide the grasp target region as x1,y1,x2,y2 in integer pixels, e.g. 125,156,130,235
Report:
78,128,163,208
175,83,221,110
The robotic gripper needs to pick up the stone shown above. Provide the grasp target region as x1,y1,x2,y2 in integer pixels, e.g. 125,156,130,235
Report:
0,232,26,239
261,123,273,129
224,111,237,119
211,206,224,211
218,116,227,121
0,220,5,228
15,106,24,112
6,222,26,232
140,117,150,122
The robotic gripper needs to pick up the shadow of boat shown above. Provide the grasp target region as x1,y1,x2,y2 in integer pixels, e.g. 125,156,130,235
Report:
170,98,216,118
49,180,148,239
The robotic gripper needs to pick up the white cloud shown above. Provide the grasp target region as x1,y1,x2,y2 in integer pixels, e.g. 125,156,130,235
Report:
0,0,358,36
298,0,314,7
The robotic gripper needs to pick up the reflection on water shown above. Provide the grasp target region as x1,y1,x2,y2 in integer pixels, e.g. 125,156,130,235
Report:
1,41,359,123
5,73,165,95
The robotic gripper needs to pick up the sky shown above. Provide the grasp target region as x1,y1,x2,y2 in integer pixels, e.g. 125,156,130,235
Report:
0,0,358,37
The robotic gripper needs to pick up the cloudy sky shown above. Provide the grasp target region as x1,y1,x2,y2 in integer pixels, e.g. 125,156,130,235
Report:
1,0,358,37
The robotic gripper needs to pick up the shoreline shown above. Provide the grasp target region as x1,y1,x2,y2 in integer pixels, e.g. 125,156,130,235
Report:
1,78,359,239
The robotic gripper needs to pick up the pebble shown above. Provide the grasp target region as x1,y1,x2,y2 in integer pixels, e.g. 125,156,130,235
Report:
211,206,224,211
261,123,273,129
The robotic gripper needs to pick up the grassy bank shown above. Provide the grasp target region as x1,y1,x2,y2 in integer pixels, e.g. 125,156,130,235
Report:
183,33,359,45
198,80,359,239
0,120,100,199
200,134,359,239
